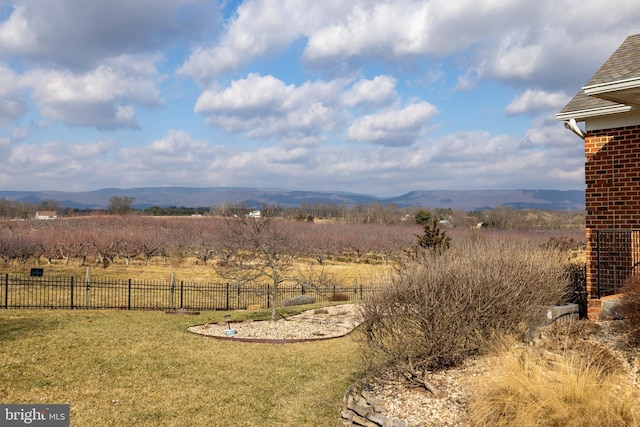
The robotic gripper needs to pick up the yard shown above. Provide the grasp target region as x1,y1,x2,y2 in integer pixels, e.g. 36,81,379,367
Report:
0,308,362,426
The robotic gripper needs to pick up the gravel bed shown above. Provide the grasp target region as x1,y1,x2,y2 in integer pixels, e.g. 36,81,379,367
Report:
187,304,363,341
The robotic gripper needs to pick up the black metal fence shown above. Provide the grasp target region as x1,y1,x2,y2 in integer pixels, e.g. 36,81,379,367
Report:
595,229,640,298
564,262,588,319
0,274,375,311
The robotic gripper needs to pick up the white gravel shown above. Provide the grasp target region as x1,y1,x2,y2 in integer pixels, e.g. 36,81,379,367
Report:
187,304,363,341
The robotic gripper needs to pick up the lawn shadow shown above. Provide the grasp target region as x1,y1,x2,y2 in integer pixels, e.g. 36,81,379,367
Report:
0,312,61,343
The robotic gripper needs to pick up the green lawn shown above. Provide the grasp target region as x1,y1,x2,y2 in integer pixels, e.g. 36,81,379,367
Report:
0,308,363,426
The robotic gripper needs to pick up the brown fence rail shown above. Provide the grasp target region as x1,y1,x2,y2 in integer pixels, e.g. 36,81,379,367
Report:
1,274,375,311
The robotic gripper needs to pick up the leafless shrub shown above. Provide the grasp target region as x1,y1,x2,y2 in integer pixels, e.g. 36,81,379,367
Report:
359,239,568,382
612,275,640,345
328,293,350,302
282,295,316,306
541,236,584,252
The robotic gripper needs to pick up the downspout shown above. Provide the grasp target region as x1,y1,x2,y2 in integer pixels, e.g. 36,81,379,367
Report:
564,118,587,139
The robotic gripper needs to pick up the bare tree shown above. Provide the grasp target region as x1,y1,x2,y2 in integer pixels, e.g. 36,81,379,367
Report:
107,196,136,215
214,206,298,321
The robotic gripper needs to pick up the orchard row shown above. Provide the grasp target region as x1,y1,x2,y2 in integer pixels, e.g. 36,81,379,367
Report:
1,215,422,268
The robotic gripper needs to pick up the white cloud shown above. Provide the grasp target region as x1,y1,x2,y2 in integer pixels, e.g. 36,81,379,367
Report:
473,2,640,89
8,139,115,166
195,74,293,115
10,126,28,141
347,102,437,146
20,56,163,130
302,0,532,64
195,74,351,139
0,64,27,123
505,89,570,116
0,121,586,194
180,0,640,93
194,73,413,142
343,75,398,108
120,130,212,174
416,129,584,189
1,139,117,191
182,0,528,79
179,0,348,81
520,117,584,150
0,0,217,70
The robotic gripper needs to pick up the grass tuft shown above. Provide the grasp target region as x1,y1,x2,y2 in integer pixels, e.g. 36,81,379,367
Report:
468,337,639,427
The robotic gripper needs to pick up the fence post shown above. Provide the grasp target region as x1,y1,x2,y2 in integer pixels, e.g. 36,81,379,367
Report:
170,273,176,309
85,267,91,308
4,274,8,309
70,277,74,309
127,279,132,310
180,281,184,309
353,279,357,302
267,284,270,309
226,283,230,311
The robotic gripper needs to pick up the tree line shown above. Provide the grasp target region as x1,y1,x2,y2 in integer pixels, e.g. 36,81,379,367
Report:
0,195,585,230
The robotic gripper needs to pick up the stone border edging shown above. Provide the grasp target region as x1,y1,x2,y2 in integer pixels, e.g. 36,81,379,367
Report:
342,384,409,427
186,322,355,344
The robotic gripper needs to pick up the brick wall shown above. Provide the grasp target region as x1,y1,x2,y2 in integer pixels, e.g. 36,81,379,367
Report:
584,124,640,318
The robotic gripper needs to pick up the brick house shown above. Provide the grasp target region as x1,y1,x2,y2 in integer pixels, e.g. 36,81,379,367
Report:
557,33,640,319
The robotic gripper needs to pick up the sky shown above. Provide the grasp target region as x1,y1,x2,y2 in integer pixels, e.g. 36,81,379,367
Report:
0,1,639,197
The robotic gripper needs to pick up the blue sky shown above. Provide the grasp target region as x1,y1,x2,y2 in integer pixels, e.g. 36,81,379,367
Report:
0,0,639,196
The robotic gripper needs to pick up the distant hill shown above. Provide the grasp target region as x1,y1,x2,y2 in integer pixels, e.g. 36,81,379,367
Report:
0,187,585,211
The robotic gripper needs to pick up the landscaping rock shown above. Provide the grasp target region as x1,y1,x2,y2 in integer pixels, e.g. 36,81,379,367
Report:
282,294,316,306
342,387,408,427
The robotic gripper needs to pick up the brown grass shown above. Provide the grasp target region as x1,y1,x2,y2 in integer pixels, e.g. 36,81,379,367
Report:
2,256,391,286
468,335,639,427
612,275,640,345
0,307,362,426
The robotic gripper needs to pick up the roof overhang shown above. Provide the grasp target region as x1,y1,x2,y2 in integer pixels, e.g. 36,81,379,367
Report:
583,77,640,108
555,104,634,122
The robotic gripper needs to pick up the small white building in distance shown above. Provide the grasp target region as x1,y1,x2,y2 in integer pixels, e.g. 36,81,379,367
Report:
35,211,58,220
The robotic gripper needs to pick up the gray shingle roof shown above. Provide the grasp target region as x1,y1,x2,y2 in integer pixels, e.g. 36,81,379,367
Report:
559,34,640,116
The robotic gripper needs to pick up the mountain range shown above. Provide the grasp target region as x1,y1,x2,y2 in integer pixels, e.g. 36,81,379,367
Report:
0,187,585,211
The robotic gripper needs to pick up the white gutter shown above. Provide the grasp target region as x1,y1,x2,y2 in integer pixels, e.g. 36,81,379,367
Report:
555,104,633,121
583,77,640,96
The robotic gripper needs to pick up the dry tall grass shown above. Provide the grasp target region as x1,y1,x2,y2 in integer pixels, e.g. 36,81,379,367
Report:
612,275,640,345
469,336,638,427
1,256,390,287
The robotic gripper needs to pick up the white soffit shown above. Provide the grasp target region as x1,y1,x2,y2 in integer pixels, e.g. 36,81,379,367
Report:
583,77,640,108
585,110,640,131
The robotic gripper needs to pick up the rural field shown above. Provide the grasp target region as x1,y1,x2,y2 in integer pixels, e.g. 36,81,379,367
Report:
0,213,595,425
